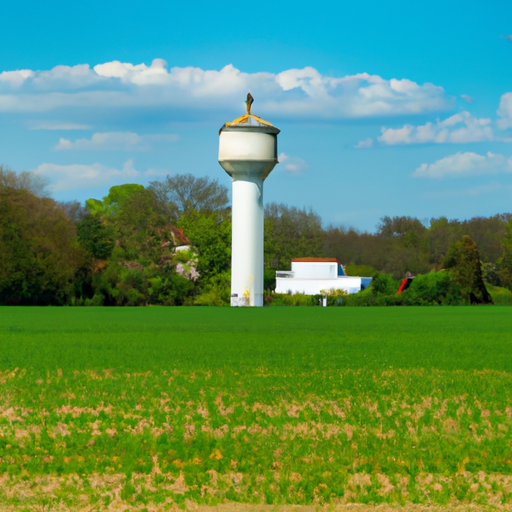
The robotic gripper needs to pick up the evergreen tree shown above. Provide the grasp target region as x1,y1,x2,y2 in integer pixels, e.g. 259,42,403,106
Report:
443,235,492,304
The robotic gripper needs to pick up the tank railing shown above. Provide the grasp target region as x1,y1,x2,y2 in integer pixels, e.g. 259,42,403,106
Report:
276,271,294,278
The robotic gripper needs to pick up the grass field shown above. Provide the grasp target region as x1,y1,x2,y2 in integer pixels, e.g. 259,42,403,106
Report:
1,306,512,511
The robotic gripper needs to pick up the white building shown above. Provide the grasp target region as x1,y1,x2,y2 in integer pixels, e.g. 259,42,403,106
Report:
275,258,372,295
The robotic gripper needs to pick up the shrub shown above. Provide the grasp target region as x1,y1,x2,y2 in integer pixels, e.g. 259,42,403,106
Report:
323,288,347,307
265,292,318,306
486,284,512,305
194,272,230,306
403,271,462,305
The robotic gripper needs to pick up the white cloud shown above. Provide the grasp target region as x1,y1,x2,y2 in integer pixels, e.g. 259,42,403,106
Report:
413,151,512,179
28,121,92,130
0,60,453,120
0,69,35,87
354,137,373,149
278,153,307,175
94,59,169,85
33,159,140,191
497,92,512,130
460,94,474,103
377,112,494,146
54,131,179,151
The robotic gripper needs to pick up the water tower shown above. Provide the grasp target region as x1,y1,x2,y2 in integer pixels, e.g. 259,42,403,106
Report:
218,94,280,306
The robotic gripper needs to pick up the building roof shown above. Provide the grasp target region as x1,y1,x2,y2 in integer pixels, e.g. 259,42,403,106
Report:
170,226,190,246
292,258,343,265
219,114,280,135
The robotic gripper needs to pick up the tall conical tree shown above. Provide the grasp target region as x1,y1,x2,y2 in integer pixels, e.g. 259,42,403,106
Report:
443,235,492,304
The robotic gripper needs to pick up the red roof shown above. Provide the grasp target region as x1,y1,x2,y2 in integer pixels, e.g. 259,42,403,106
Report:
292,258,342,265
170,226,190,246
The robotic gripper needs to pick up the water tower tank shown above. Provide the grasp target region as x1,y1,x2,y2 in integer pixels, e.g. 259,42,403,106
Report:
219,95,280,306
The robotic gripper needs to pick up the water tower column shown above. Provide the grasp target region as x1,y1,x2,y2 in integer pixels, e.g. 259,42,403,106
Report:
231,175,264,306
218,94,280,307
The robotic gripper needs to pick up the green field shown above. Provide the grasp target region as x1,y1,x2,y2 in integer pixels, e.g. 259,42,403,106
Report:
1,307,512,510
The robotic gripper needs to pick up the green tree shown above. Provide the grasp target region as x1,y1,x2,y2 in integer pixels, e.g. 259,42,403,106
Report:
497,219,512,289
149,174,229,222
376,216,430,278
0,164,49,197
264,203,323,270
77,214,115,260
85,184,145,217
178,210,231,283
443,235,492,304
82,185,196,306
0,187,82,305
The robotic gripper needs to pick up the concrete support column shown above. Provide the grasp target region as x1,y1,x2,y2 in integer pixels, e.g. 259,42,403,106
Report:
230,176,264,307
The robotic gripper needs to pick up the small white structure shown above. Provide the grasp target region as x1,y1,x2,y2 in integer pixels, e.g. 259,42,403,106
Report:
218,94,280,307
275,258,372,296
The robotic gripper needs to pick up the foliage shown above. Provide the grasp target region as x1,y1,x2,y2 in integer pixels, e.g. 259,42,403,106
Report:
322,287,347,306
263,268,276,291
149,173,229,222
497,219,512,289
0,164,49,197
482,262,502,287
344,264,376,277
324,214,512,280
264,203,323,271
1,307,512,507
177,210,231,283
78,185,197,306
404,271,461,305
193,272,230,306
486,284,512,305
85,184,145,217
3,164,512,306
369,272,400,295
264,291,319,306
77,214,115,260
443,235,493,304
0,187,83,305
267,270,470,308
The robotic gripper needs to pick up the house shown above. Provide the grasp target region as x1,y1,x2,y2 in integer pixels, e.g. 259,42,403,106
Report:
275,258,372,295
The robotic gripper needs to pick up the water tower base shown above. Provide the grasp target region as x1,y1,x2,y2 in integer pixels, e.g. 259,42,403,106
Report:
230,295,263,307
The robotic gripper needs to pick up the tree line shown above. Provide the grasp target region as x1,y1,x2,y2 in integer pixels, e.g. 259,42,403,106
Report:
1,164,511,306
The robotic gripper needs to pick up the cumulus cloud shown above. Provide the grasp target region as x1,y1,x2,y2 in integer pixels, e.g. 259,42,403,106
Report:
377,112,494,146
54,131,179,151
33,159,141,191
356,111,498,148
0,69,35,87
497,92,512,130
354,137,374,149
413,151,512,179
0,60,453,120
460,94,474,103
278,153,308,175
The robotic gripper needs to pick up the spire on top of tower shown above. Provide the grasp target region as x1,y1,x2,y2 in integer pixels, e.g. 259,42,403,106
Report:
245,92,254,115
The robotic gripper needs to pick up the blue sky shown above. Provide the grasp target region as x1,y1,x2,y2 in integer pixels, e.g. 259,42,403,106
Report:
1,0,512,231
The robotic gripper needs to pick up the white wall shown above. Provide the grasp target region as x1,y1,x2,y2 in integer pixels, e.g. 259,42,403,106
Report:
275,276,370,295
291,262,337,279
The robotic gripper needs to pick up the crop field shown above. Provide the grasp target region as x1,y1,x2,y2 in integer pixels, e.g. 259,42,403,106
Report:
1,306,512,511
